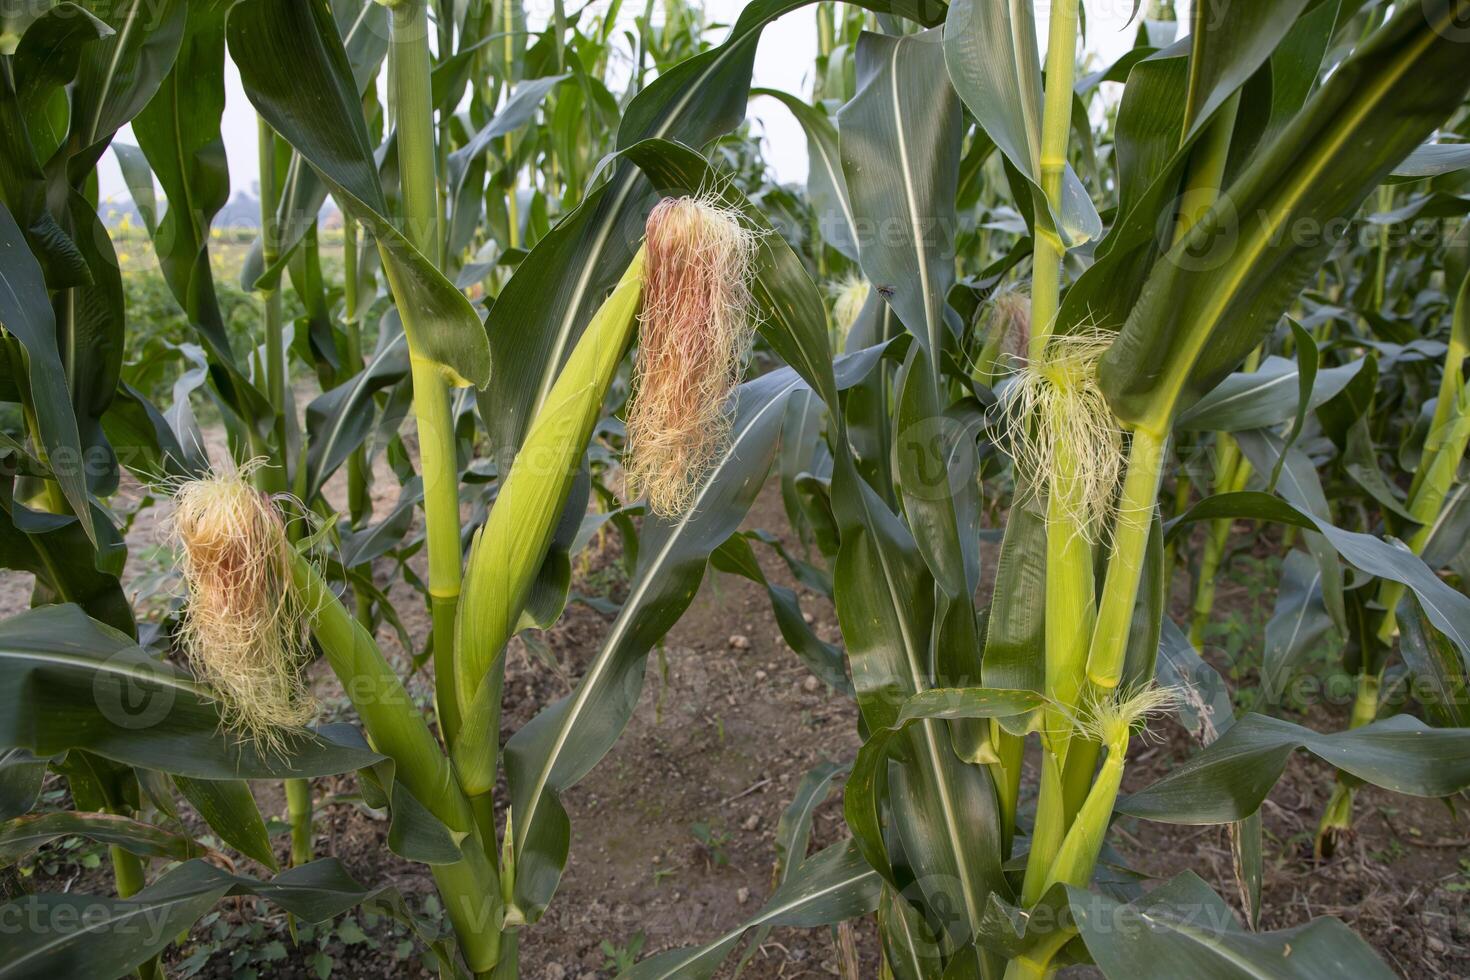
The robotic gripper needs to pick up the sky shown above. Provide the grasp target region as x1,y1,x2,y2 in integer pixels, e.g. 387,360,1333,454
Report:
94,0,1178,203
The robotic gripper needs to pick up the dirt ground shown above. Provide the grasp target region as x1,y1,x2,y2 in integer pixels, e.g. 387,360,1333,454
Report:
10,448,1469,978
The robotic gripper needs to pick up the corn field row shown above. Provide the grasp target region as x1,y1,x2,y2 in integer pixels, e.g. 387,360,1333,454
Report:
0,0,1468,977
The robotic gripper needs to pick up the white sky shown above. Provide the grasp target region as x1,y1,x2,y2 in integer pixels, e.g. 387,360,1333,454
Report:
95,0,1177,202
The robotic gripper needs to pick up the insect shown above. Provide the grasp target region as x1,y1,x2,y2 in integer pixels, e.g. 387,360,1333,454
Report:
876,284,896,299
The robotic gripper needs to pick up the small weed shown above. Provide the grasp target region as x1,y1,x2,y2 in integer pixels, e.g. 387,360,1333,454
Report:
173,897,439,978
19,835,107,880
691,821,731,867
601,932,646,972
1444,858,1470,893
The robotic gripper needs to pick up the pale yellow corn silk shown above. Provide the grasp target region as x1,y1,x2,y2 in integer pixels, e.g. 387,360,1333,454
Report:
984,285,1031,361
171,466,314,750
993,328,1124,541
626,193,761,518
829,273,870,346
1079,685,1181,751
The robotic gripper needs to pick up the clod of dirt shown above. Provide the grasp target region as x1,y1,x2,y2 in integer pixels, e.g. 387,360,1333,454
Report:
728,633,751,650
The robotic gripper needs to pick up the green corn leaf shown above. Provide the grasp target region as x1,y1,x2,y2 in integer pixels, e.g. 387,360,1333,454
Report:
1062,0,1364,337
0,201,95,543
0,810,208,866
227,0,491,389
0,858,388,979
1175,354,1368,432
0,604,382,780
448,73,571,188
732,761,850,976
839,28,962,365
7,4,112,155
339,475,423,568
1122,712,1470,823
0,7,100,287
133,0,275,432
622,840,882,980
893,344,988,753
879,882,945,980
1424,483,1470,570
1399,602,1470,729
110,143,157,235
1264,319,1320,490
1166,482,1470,659
941,0,1101,248
1178,0,1317,140
751,88,858,261
0,750,47,822
303,329,410,500
843,687,1044,893
174,776,278,871
1057,44,1188,333
1262,550,1335,701
1101,0,1470,430
67,0,187,169
103,383,205,480
382,778,464,866
443,73,571,265
481,0,940,468
831,451,935,731
1233,428,1347,632
57,194,128,497
1257,0,1343,149
504,368,803,921
1066,872,1393,978
981,492,1047,697
1391,142,1470,183
240,0,389,291
842,298,903,499
830,434,1011,954
0,492,132,635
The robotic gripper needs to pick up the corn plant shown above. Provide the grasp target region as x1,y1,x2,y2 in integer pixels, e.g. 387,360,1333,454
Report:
4,1,1470,978
0,0,933,976
622,1,1470,977
1161,25,1470,852
0,9,392,980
